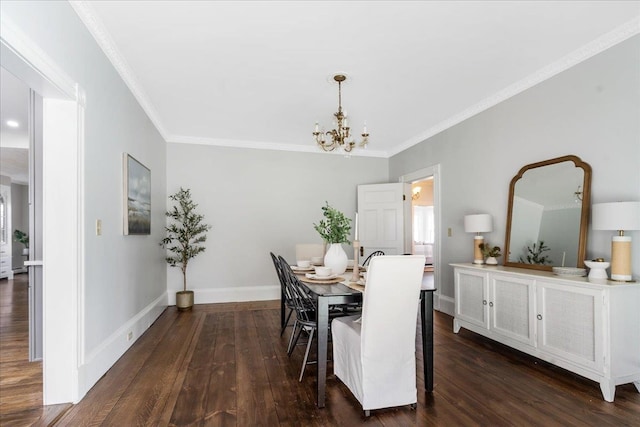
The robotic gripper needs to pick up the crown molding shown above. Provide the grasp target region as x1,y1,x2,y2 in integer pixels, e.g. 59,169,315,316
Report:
388,17,640,158
167,135,389,158
69,1,168,140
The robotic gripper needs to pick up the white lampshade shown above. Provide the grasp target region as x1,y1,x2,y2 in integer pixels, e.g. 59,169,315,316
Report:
592,202,640,231
464,214,493,233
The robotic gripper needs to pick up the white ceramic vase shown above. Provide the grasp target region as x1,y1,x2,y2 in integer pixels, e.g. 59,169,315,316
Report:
324,243,348,275
485,257,498,265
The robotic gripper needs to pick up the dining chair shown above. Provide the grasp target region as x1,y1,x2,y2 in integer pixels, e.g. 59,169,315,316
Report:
270,252,296,337
362,250,384,267
331,255,426,416
278,255,321,381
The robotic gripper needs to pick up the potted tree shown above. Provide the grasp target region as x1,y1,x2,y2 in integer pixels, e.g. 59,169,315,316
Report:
13,229,29,255
313,202,351,275
160,188,212,311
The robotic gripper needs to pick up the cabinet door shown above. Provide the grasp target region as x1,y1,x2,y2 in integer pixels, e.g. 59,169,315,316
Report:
490,274,535,346
455,268,489,329
536,281,603,372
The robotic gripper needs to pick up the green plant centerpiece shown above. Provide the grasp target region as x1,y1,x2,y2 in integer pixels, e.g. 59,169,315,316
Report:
479,243,501,265
519,241,551,265
313,202,351,275
160,188,211,311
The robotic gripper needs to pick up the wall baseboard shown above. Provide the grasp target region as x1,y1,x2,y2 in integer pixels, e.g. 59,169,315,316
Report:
437,295,455,317
167,285,280,305
77,292,168,401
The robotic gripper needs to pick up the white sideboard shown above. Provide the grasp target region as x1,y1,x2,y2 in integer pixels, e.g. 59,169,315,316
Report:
451,263,640,402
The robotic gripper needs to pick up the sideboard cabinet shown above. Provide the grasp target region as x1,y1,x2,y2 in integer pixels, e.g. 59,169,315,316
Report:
452,263,640,402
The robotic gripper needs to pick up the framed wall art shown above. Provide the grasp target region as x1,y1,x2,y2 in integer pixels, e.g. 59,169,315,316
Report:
123,153,151,235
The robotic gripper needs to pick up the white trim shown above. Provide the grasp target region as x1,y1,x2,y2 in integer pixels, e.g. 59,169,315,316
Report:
69,1,168,139
437,294,455,317
168,134,389,158
399,165,442,311
79,292,167,400
168,285,280,305
387,17,640,157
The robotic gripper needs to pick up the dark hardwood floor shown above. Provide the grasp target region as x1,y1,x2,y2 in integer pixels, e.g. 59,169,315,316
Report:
2,274,639,426
0,274,71,426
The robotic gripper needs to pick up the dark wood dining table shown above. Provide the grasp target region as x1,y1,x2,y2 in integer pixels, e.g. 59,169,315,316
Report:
288,275,436,408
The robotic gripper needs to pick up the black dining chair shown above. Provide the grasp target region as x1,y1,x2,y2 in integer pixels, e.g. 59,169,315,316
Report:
270,252,295,337
362,250,385,267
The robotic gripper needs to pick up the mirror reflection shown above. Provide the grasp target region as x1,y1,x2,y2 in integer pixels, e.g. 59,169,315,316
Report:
504,155,591,271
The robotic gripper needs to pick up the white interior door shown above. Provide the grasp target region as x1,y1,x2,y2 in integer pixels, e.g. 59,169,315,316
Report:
357,183,411,258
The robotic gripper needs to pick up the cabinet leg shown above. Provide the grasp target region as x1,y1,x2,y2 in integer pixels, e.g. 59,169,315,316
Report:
453,319,461,334
599,379,616,402
633,381,640,393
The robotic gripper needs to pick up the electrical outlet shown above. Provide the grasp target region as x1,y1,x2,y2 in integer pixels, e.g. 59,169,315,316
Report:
96,219,102,236
448,227,452,237
127,331,133,341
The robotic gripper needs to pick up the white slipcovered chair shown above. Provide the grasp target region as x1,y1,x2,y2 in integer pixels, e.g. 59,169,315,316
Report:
331,255,426,415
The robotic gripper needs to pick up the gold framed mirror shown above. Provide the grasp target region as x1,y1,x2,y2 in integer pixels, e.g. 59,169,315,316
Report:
504,155,591,271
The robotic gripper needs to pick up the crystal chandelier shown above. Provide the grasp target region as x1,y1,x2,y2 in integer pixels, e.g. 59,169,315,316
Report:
313,74,369,153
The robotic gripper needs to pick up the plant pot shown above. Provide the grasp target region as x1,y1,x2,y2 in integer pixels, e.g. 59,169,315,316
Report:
485,257,498,266
176,290,194,311
324,243,348,275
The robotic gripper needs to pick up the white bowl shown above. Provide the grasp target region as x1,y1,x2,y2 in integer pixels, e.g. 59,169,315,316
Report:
315,266,332,277
584,260,610,280
297,260,311,268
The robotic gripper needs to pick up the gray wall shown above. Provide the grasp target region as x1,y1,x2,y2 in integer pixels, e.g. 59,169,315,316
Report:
166,143,388,300
390,35,640,306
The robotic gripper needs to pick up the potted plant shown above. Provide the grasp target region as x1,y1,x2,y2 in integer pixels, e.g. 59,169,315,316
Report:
160,188,212,311
519,241,551,265
313,201,351,275
479,243,501,265
13,229,29,255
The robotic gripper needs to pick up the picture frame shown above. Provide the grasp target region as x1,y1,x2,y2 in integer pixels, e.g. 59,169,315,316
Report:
123,153,151,235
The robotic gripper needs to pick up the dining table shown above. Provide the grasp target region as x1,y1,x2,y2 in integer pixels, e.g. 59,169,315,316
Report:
289,272,436,408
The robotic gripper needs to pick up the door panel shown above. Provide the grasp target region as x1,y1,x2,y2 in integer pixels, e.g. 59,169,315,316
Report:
357,183,409,257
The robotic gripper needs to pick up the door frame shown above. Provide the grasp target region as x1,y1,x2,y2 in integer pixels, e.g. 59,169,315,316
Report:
1,14,85,403
399,164,442,311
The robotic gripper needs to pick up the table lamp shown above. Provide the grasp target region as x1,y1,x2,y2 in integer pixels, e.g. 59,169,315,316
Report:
464,214,493,264
592,201,640,281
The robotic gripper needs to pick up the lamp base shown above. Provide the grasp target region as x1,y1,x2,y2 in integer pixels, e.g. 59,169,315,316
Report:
610,236,632,282
473,236,484,265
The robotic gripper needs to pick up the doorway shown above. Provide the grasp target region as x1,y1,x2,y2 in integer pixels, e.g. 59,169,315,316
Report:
399,165,441,311
2,24,85,405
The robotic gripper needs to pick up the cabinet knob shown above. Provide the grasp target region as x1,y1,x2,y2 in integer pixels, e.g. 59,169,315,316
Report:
483,300,487,305
489,302,494,307
537,314,542,320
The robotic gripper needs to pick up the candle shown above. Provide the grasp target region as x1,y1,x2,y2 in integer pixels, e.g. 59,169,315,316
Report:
562,251,566,267
314,122,319,133
354,213,359,241
363,122,367,133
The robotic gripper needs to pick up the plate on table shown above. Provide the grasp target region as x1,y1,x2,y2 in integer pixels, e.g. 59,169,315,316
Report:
291,265,314,272
303,274,345,284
